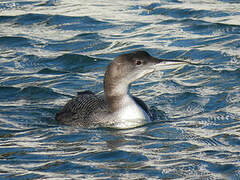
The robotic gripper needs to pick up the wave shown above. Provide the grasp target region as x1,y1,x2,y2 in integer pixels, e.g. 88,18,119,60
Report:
0,36,34,48
13,53,107,73
0,13,114,30
0,86,61,102
139,3,229,19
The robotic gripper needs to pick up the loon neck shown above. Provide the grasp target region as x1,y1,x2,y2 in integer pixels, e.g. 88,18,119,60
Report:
104,82,130,112
103,62,151,128
104,64,129,112
104,84,150,128
103,59,149,124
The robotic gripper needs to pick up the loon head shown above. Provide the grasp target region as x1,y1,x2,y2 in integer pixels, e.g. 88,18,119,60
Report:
104,50,188,97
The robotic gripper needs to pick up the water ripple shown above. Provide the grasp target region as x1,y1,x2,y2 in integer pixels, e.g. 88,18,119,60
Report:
0,0,240,179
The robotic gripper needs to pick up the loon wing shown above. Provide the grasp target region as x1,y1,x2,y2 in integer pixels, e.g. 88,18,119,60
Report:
132,96,152,119
55,90,107,126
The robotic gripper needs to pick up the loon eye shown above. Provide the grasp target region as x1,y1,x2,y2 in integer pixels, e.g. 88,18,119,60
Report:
135,60,142,65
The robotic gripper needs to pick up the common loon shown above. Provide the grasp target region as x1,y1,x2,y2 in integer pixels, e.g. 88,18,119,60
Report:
55,51,188,129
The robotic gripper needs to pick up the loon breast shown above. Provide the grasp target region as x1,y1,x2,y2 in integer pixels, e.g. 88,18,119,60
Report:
111,95,151,128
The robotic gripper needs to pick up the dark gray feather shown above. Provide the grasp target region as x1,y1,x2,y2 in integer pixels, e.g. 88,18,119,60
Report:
55,91,107,126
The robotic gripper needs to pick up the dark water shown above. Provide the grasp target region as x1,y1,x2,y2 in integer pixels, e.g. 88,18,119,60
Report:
0,0,240,179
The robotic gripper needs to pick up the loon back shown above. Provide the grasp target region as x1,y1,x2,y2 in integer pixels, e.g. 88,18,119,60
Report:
55,90,151,127
55,91,107,127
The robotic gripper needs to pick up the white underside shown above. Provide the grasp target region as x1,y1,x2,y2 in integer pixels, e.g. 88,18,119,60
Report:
112,95,150,129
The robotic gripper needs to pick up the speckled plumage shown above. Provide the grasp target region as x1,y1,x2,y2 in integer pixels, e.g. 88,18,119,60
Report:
56,91,108,127
55,90,151,127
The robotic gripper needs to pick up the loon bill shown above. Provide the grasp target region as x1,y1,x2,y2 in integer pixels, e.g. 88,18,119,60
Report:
55,51,188,129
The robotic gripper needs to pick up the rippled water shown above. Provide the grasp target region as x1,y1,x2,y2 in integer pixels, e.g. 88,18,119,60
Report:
0,0,240,179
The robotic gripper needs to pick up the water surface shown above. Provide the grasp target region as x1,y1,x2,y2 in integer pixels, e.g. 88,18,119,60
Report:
0,0,240,179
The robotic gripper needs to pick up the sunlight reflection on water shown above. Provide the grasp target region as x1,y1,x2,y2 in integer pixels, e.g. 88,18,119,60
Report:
0,0,240,179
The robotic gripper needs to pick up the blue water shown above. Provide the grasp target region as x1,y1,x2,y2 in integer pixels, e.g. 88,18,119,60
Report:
0,0,240,179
